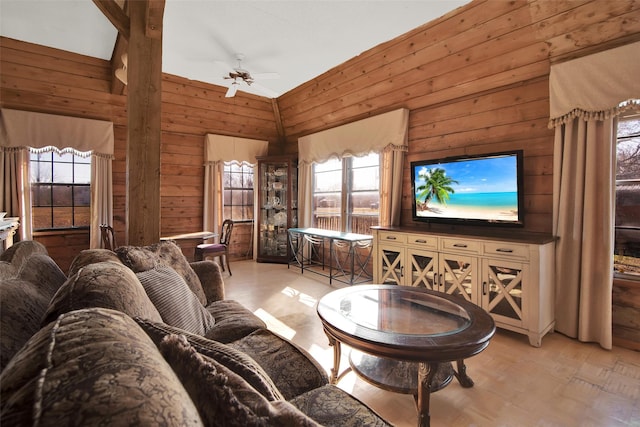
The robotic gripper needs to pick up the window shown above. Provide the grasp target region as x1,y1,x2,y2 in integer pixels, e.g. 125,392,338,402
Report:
30,148,91,230
615,115,640,279
312,153,380,234
223,162,254,221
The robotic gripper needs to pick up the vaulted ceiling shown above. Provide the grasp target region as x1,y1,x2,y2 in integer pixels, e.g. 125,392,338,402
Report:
0,0,470,98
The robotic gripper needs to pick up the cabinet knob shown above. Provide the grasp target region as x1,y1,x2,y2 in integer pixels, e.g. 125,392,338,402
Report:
386,236,397,240
453,243,468,248
415,239,427,244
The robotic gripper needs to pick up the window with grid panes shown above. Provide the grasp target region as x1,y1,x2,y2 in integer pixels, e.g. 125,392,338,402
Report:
615,115,640,279
223,162,254,221
312,153,380,234
30,148,91,230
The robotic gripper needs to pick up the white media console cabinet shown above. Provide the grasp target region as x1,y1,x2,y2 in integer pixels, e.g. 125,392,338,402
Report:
371,226,556,347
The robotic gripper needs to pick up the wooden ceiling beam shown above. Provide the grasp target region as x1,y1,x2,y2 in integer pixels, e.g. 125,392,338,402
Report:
145,0,165,39
93,0,130,40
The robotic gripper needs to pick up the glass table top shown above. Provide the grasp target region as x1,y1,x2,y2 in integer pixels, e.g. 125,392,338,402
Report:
323,286,472,338
335,287,471,336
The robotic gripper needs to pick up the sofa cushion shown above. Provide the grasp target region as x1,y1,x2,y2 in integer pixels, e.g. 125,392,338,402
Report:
0,308,203,426
136,264,215,336
0,261,17,278
158,333,320,427
0,278,52,372
42,261,163,326
290,384,392,427
0,254,67,371
205,299,267,343
68,248,123,277
116,240,208,306
190,260,225,303
0,240,48,269
229,329,329,400
136,318,284,401
17,253,67,299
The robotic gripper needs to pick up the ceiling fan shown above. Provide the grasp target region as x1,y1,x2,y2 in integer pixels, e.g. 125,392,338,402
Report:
218,54,279,98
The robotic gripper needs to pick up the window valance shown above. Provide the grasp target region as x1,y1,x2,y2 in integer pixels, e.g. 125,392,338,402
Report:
549,41,640,128
0,108,114,156
298,108,409,164
204,134,268,164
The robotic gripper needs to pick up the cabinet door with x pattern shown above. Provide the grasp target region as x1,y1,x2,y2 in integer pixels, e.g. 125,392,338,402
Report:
439,253,478,304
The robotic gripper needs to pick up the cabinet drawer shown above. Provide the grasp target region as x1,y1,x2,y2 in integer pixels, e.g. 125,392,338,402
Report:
440,237,480,254
407,234,438,249
378,231,406,244
484,242,529,260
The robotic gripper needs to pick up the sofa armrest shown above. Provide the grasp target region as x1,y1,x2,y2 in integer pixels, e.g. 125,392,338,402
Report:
189,260,225,303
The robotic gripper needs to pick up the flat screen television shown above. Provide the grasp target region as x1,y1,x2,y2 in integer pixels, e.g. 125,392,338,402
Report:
411,150,524,227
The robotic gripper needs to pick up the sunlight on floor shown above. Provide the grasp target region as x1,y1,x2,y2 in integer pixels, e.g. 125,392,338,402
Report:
280,286,317,307
253,308,296,340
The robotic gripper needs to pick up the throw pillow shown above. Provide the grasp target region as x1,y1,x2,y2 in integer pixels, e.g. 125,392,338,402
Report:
116,241,208,306
42,261,163,326
136,265,215,336
136,318,283,401
158,334,320,427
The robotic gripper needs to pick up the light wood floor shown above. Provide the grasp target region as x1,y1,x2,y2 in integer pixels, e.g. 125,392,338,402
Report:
224,260,640,427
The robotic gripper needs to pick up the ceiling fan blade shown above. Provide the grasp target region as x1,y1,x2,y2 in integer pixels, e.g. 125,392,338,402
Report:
225,83,239,98
252,72,280,80
250,82,279,98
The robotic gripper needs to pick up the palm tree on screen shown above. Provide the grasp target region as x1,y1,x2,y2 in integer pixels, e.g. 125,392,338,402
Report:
416,167,458,207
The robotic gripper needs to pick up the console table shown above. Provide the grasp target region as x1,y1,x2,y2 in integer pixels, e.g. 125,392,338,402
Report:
287,227,373,285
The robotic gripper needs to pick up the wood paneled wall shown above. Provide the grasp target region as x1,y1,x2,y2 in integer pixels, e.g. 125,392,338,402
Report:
0,37,278,271
277,0,640,235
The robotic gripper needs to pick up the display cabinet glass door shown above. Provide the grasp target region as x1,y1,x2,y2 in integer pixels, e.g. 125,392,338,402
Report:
257,156,297,263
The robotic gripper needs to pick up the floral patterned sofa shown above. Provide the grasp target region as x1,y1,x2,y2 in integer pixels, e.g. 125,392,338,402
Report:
0,240,390,426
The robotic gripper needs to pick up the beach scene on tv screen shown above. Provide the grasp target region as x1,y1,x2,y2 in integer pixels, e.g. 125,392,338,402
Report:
414,155,519,222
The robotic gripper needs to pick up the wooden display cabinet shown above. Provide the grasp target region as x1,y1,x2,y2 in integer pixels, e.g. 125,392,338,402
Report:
256,155,297,263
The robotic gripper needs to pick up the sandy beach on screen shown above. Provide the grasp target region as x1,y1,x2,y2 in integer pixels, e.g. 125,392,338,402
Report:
417,204,518,221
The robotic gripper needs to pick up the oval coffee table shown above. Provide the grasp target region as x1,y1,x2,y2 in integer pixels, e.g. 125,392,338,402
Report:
317,284,495,427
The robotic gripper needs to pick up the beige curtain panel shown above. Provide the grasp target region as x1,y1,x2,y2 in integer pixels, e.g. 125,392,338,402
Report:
550,41,640,350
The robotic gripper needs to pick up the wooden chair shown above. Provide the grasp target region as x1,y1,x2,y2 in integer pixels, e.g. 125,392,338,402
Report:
99,224,118,251
195,219,234,275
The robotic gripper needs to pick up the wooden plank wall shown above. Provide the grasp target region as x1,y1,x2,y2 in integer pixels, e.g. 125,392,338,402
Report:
275,0,640,349
277,0,640,235
0,37,278,271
